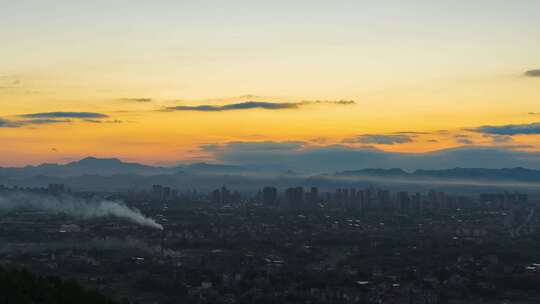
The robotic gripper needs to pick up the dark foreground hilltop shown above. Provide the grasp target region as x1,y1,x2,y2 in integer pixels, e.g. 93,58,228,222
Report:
0,266,117,304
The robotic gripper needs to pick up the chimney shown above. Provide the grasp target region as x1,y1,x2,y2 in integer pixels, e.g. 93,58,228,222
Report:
160,229,165,258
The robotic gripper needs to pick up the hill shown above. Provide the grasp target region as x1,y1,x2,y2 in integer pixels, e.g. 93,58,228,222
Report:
0,266,117,304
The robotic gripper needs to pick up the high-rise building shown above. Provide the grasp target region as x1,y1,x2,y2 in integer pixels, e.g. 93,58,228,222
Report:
378,190,391,210
411,192,422,212
263,187,278,205
285,187,304,205
211,189,221,204
220,186,230,204
308,187,319,204
363,188,374,210
152,185,164,200
162,187,171,201
230,191,241,204
397,191,410,210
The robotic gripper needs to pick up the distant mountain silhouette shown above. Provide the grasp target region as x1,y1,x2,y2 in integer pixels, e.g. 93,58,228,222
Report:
0,157,253,178
3,157,540,192
0,157,167,177
337,167,540,182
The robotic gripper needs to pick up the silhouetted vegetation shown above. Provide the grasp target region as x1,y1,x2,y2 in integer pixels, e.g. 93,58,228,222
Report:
0,266,117,304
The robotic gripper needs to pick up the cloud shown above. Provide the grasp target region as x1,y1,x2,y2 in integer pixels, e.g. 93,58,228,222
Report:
309,137,328,144
0,118,69,128
301,100,356,105
199,144,223,153
19,112,109,119
227,141,306,151
1,111,114,129
165,101,300,112
203,142,540,172
473,122,540,135
524,69,540,77
0,118,19,128
118,98,153,103
343,134,414,145
456,138,473,145
454,134,473,145
0,76,21,89
22,119,71,125
483,134,513,144
204,141,306,153
393,131,430,135
83,119,123,124
164,99,355,112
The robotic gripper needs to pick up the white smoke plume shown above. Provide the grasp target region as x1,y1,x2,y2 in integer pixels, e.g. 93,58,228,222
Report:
0,192,163,230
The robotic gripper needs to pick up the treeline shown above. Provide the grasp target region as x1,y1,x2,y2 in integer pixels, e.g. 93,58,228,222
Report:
0,266,117,304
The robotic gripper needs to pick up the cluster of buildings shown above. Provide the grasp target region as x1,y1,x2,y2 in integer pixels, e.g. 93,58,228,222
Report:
480,191,529,208
0,183,538,303
210,186,242,205
0,183,69,196
151,184,178,201
257,186,529,213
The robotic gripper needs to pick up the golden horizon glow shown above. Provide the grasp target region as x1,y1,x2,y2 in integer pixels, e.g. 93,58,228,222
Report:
1,1,540,166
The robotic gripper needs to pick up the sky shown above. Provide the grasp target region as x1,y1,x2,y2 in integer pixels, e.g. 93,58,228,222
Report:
1,0,540,167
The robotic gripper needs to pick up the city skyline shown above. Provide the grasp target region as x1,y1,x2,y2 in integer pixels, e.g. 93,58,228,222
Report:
1,1,540,166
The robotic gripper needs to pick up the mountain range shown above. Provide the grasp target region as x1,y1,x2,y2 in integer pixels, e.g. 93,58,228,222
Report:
337,167,540,182
1,157,540,192
0,157,249,178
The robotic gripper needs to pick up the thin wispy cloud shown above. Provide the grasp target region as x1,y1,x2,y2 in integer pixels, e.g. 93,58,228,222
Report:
203,141,306,153
83,119,123,124
164,99,355,112
0,75,22,89
118,98,153,103
199,144,223,153
393,131,430,135
0,112,114,129
0,117,69,128
454,134,473,145
301,100,356,105
18,112,109,119
0,118,20,128
165,101,300,112
524,69,540,77
23,119,71,125
343,134,414,145
456,138,473,145
484,134,513,144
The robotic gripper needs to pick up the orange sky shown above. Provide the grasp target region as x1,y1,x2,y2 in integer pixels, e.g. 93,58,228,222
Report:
1,1,540,166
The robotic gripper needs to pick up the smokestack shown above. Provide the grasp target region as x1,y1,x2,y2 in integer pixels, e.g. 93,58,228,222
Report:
160,228,165,258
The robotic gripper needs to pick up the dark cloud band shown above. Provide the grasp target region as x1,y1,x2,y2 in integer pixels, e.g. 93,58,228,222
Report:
18,112,109,119
0,118,69,128
118,98,153,103
473,122,540,135
165,100,355,112
165,101,299,112
343,134,414,145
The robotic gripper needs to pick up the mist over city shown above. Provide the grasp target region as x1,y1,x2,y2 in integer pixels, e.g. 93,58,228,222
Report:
2,1,540,303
